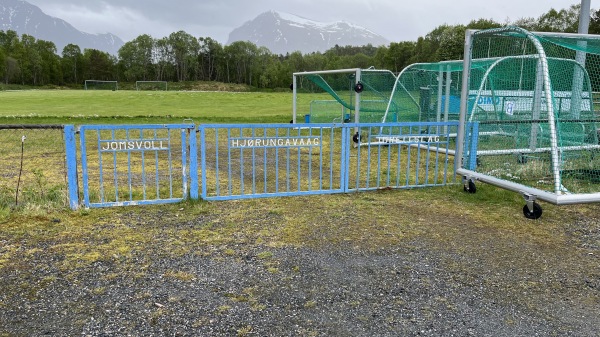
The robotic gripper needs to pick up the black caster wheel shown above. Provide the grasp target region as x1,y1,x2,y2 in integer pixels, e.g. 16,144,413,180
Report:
463,180,476,194
523,202,542,219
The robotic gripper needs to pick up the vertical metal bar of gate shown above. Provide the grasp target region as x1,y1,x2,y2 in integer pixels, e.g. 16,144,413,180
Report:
189,127,199,200
79,124,195,208
64,125,79,210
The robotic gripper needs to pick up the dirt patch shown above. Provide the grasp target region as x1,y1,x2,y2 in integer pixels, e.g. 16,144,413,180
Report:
0,187,599,336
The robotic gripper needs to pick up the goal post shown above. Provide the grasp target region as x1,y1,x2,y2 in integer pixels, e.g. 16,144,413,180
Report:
84,80,118,91
136,81,168,91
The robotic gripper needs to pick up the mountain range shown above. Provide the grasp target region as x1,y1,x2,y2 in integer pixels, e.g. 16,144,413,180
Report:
0,1,389,56
228,11,390,54
0,0,124,55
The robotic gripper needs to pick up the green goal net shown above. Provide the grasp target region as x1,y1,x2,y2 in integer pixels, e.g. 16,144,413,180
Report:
458,26,600,200
293,68,398,124
387,60,493,124
308,100,351,123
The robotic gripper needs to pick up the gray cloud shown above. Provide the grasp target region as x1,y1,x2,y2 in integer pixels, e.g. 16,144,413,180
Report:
25,0,582,44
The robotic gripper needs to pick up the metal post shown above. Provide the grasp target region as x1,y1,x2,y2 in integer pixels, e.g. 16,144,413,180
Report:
570,0,591,118
64,125,79,210
456,30,475,172
436,67,443,122
354,69,361,133
444,65,452,134
579,0,591,34
292,75,297,124
200,126,207,199
181,128,188,199
530,60,544,151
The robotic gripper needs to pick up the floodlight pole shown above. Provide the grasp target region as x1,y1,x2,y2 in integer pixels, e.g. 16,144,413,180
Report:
579,0,591,33
570,0,591,118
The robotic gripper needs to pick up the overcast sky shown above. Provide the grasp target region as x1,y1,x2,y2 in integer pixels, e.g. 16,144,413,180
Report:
25,0,586,44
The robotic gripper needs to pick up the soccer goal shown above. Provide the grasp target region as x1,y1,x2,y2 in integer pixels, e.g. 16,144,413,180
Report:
84,80,118,91
292,68,398,125
136,81,168,91
456,26,600,218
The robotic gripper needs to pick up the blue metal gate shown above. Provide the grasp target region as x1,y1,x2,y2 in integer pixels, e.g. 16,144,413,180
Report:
66,122,457,208
198,122,457,201
78,124,197,208
198,123,348,200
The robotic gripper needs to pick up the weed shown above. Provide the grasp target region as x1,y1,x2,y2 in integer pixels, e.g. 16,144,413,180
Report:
149,308,166,326
237,325,253,336
256,251,273,260
163,270,195,282
216,305,231,315
304,300,317,309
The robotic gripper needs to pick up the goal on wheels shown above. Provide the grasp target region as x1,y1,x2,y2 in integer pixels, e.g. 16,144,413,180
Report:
135,81,168,91
456,26,600,218
84,80,118,91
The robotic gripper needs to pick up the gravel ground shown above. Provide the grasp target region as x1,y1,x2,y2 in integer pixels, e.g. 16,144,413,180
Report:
0,198,599,337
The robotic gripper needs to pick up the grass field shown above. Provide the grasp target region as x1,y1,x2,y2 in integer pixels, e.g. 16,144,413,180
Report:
0,89,331,125
0,87,597,217
0,88,596,209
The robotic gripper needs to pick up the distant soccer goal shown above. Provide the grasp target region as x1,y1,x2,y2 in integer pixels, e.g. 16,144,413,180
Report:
136,81,168,91
84,80,118,91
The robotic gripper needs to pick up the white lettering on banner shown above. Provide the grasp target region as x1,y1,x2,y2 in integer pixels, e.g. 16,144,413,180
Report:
101,140,169,151
375,135,441,144
477,96,500,105
230,137,321,148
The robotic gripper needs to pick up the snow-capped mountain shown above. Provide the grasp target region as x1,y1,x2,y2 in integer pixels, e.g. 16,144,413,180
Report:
227,10,390,55
0,0,124,55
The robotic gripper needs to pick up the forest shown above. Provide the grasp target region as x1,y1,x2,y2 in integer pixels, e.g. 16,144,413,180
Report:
1,4,599,89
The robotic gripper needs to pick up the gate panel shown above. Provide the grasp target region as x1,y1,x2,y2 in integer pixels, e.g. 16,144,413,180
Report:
348,122,458,191
79,124,195,208
199,124,348,200
198,122,457,201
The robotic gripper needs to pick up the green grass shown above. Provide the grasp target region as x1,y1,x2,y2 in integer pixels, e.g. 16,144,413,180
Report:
0,88,334,213
0,87,597,219
0,89,329,125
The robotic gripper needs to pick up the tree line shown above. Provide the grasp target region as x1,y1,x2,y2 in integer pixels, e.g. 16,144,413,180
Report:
1,4,598,89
